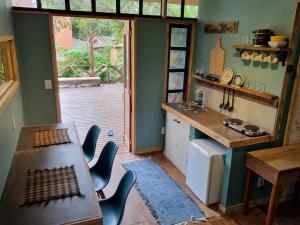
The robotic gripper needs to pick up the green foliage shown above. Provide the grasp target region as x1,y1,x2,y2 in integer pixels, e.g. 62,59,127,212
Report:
59,45,110,77
41,0,64,9
71,18,124,44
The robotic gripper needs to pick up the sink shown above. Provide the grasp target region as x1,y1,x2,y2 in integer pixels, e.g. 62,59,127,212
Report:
177,102,207,114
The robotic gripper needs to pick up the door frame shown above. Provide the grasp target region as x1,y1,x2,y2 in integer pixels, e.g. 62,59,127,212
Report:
49,15,137,153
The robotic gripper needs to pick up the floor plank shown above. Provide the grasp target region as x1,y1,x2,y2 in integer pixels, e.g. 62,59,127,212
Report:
99,151,300,225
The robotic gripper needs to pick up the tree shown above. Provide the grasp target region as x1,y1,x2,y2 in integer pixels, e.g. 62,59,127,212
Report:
70,18,124,77
54,16,124,78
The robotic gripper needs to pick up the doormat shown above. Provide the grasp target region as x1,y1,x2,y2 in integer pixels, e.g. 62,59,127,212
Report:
122,159,205,225
33,129,71,147
22,165,84,206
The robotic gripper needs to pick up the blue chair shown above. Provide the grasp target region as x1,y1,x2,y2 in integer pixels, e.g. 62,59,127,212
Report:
99,170,136,225
82,125,101,163
89,141,119,198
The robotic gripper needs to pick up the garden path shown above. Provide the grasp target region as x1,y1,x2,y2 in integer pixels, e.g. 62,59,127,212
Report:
59,83,128,158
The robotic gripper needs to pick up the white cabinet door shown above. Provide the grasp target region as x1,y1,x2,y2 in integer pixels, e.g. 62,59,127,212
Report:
164,112,177,163
174,119,190,175
164,112,190,175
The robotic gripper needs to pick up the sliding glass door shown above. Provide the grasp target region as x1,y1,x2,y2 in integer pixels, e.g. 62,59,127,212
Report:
166,24,192,103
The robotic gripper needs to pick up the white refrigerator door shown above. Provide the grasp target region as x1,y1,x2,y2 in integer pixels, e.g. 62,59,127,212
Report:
186,141,212,204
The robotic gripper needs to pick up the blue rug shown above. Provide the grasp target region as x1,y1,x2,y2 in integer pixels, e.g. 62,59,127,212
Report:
122,159,205,225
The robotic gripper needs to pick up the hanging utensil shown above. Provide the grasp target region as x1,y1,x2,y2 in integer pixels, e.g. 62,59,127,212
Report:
228,90,235,112
223,89,230,110
219,88,226,109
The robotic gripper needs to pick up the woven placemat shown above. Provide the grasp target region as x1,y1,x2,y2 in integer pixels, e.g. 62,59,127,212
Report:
22,165,83,206
33,129,71,147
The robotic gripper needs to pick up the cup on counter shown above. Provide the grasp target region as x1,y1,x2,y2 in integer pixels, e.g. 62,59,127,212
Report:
255,81,266,93
245,79,256,90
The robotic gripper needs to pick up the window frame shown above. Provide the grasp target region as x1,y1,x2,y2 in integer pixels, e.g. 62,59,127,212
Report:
165,23,191,103
0,36,20,111
12,0,197,20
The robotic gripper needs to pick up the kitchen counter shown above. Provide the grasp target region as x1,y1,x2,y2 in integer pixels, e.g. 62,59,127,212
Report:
162,103,274,148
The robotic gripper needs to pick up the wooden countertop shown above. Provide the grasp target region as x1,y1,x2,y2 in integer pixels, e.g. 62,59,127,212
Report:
0,123,102,225
162,103,273,148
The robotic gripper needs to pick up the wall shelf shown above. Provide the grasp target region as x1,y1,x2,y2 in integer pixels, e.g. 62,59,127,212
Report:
232,44,291,66
193,75,280,107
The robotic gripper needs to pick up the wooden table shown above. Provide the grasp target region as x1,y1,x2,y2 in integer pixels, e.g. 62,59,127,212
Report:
0,123,102,225
243,145,300,225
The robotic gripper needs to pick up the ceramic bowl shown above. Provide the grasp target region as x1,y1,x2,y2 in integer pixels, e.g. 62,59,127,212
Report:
268,41,287,48
270,36,287,42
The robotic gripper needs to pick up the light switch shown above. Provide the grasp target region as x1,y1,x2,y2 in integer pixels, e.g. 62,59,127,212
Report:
44,80,53,89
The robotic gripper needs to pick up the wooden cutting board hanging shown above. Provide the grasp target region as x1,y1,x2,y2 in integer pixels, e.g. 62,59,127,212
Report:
209,38,225,75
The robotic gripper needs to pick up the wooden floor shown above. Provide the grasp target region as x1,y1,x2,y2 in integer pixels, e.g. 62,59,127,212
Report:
60,84,129,154
98,151,300,225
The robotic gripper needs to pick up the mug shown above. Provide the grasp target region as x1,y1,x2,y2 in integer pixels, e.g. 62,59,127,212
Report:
257,53,268,62
251,52,260,61
267,54,278,64
241,51,251,60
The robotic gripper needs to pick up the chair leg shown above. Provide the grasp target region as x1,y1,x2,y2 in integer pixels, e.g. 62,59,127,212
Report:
98,190,105,199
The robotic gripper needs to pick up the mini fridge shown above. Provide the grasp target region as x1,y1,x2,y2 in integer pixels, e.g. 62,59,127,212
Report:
186,139,226,205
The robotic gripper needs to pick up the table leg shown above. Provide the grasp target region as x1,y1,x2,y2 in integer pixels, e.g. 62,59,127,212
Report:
295,181,300,198
243,169,254,214
266,185,281,225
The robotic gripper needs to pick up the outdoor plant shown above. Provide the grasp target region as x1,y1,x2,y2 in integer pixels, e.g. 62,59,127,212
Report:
55,16,124,83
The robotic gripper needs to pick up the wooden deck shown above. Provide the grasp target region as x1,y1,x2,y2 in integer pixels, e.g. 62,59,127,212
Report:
59,84,128,158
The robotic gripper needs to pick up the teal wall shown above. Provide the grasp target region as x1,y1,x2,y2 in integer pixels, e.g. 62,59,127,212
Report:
136,19,166,150
13,12,58,125
0,0,24,196
194,0,297,96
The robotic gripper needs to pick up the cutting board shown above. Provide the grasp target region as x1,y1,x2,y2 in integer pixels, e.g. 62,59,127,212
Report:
209,38,225,75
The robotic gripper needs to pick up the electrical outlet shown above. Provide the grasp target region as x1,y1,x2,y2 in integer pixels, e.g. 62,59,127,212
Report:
12,117,16,133
44,80,53,89
161,127,165,135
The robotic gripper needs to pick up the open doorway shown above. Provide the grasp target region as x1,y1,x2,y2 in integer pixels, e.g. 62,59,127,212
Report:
51,16,132,155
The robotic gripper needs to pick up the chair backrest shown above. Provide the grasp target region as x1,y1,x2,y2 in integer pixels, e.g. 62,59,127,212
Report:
111,170,136,225
82,125,101,158
94,141,119,179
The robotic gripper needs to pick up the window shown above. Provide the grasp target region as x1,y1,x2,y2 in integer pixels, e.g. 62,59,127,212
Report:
120,0,139,14
184,0,198,18
12,0,37,8
166,24,192,103
167,0,199,18
143,0,161,16
96,0,116,13
70,0,91,11
0,36,19,109
41,0,65,10
12,0,197,19
167,0,181,17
